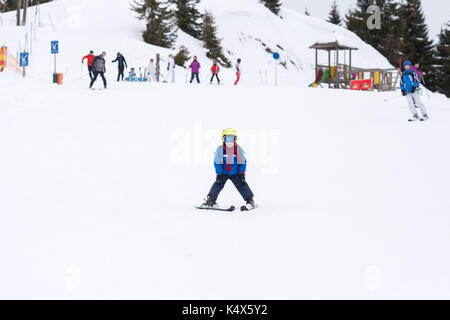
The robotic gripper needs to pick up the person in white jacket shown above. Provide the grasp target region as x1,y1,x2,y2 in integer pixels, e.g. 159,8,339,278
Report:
164,54,175,83
147,58,157,82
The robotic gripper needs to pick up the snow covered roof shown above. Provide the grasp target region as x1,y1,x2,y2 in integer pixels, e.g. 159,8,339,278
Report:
309,41,358,51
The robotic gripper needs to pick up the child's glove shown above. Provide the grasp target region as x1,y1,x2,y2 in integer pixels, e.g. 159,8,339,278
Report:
402,90,407,96
411,87,416,93
238,173,246,181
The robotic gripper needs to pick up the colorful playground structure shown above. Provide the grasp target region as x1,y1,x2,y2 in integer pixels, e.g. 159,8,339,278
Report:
0,46,22,75
309,41,400,91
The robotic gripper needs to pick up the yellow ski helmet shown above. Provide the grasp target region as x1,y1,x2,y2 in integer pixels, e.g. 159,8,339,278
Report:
222,128,237,143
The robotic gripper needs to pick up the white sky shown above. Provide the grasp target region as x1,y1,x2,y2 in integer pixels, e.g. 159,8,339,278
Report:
282,0,449,42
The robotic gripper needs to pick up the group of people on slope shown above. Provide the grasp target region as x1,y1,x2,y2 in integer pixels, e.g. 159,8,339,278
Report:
82,51,242,89
188,56,242,85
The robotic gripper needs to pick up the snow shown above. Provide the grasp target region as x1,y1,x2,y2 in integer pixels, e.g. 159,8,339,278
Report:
1,0,450,299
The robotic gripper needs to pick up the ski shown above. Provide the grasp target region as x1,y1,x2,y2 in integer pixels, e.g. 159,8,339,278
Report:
196,205,236,212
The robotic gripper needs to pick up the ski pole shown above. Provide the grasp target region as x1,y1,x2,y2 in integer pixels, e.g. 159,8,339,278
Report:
421,76,431,99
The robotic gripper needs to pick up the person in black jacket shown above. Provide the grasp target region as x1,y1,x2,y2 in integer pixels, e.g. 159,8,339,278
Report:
89,52,107,89
112,52,128,81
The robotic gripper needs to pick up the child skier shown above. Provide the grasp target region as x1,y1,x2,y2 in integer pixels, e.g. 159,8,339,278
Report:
125,68,137,81
202,128,256,211
411,63,426,82
189,56,201,84
147,58,157,82
234,58,241,85
401,61,428,122
164,54,175,83
210,60,220,85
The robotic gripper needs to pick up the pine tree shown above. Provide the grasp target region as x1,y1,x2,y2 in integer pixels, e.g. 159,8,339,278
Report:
399,0,437,90
327,0,342,25
259,0,282,16
131,0,177,49
170,0,202,39
345,0,402,67
174,45,191,67
201,11,231,67
435,22,450,97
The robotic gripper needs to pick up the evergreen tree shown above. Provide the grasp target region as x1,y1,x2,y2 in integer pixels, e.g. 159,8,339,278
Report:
174,45,191,67
435,22,450,97
201,11,231,67
131,0,177,49
259,0,282,16
170,0,202,39
327,0,342,25
345,0,402,67
399,0,437,90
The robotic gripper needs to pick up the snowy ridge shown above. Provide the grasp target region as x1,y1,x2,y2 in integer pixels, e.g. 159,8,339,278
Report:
0,0,392,85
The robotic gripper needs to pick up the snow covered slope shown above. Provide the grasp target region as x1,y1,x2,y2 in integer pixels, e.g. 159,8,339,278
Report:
1,72,450,299
0,0,392,86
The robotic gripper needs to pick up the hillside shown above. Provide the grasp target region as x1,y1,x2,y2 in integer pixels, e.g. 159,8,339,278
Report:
0,0,392,86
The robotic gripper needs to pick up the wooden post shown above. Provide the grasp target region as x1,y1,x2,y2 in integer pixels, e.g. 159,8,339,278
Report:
328,49,331,88
335,49,339,89
349,49,352,84
315,48,318,80
156,53,160,82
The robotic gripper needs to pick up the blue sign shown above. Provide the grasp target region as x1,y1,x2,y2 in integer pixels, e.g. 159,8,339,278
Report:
20,52,29,67
273,52,280,60
51,41,59,54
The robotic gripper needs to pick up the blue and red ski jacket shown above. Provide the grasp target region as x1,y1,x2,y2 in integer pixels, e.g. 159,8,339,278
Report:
214,144,247,176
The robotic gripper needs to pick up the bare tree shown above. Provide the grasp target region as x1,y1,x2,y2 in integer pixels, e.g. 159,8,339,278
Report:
16,0,21,26
22,0,28,25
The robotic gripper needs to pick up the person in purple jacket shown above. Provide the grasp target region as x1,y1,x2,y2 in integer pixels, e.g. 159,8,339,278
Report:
189,56,201,83
411,63,426,83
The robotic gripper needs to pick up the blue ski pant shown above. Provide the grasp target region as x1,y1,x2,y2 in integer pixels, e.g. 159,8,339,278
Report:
190,73,200,83
208,174,254,201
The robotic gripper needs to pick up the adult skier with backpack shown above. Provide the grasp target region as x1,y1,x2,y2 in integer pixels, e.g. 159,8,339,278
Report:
200,128,256,212
210,60,220,85
189,56,201,84
112,52,128,82
81,50,95,80
89,52,107,89
400,61,428,121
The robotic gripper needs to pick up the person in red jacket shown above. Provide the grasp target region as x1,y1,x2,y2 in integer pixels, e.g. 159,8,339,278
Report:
210,60,221,85
234,58,241,85
82,50,95,80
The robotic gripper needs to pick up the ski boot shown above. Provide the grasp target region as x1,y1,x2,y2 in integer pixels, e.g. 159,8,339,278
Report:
408,114,419,122
420,114,429,121
241,198,256,211
202,196,217,208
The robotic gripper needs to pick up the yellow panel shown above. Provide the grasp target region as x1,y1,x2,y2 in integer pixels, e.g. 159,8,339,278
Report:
374,71,380,85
